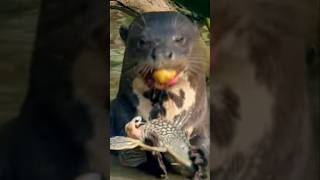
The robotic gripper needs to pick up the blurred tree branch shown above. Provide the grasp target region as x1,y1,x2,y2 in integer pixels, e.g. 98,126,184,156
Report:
110,0,210,31
110,0,176,17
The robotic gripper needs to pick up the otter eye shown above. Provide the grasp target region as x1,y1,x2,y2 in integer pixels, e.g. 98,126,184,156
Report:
138,39,145,47
173,36,186,44
137,39,149,49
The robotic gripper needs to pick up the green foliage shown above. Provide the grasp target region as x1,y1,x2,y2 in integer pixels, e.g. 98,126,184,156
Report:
172,0,210,30
173,0,210,18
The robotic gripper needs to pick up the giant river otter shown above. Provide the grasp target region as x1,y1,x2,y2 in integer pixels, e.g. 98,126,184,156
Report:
110,11,209,178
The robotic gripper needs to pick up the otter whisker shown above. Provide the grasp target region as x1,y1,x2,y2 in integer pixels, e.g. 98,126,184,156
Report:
188,59,205,64
172,15,179,28
189,55,209,59
189,60,207,66
122,66,136,73
188,55,207,60
176,67,187,74
175,25,189,34
174,17,189,31
141,65,149,77
188,65,206,71
146,66,152,74
121,62,134,68
188,65,205,72
188,60,206,65
121,64,146,78
188,60,206,64
121,68,138,77
140,15,148,27
186,68,203,78
133,22,145,31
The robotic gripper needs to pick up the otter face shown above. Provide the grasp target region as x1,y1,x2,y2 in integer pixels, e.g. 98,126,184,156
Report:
120,12,203,89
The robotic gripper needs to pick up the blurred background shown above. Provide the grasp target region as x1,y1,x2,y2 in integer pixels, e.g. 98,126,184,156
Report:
0,0,39,125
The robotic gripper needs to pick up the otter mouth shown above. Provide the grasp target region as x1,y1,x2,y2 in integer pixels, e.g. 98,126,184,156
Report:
139,65,183,90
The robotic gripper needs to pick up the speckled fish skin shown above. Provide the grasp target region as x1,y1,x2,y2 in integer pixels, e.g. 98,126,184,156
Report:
141,118,195,176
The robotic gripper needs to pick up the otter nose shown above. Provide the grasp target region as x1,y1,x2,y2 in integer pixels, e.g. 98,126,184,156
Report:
151,48,174,61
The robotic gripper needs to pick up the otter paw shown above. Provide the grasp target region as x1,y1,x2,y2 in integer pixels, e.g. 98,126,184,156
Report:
189,146,208,180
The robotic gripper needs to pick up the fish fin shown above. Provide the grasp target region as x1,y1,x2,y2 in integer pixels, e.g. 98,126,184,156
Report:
119,149,147,167
110,136,140,150
144,131,160,147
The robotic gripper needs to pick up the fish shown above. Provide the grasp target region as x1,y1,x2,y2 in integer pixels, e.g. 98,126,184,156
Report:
110,116,196,178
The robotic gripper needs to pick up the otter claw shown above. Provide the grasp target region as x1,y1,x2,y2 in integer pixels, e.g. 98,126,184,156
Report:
189,146,208,179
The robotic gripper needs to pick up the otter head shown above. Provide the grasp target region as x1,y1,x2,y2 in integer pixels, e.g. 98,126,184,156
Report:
120,12,204,90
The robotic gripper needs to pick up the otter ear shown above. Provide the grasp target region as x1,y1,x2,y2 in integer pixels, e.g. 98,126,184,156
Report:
119,26,129,42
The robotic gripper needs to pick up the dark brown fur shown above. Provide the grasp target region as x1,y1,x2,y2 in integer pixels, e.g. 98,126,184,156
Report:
110,12,209,177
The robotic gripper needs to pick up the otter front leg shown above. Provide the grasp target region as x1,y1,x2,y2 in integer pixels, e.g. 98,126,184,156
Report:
189,132,209,179
154,152,168,179
189,146,208,180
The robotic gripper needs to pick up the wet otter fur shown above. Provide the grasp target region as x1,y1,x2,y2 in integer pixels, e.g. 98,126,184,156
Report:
110,12,209,178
